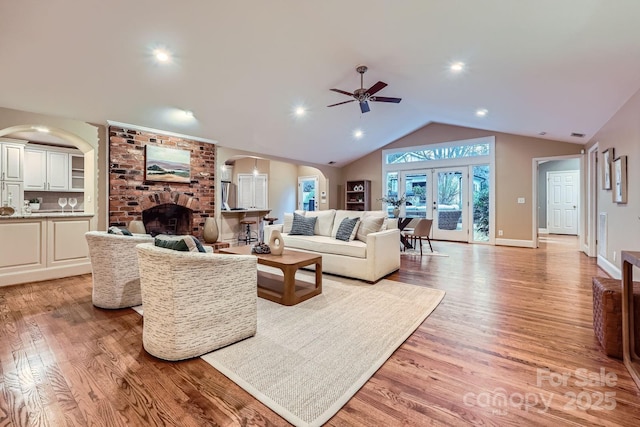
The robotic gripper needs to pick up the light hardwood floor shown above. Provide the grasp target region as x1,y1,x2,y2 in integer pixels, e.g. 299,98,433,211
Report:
1,236,639,426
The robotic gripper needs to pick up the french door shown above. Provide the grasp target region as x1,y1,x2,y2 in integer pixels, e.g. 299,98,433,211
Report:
388,166,488,243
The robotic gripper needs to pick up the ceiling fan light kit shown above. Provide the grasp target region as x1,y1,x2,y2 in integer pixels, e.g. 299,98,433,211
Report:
328,65,402,114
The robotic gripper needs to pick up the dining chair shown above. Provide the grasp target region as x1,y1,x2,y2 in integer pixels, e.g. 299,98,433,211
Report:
404,218,433,255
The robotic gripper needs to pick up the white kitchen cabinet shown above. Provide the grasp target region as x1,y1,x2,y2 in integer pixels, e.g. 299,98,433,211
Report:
69,154,84,191
0,139,25,209
47,151,69,191
237,173,268,209
1,142,24,182
1,181,23,210
24,147,79,191
24,148,47,190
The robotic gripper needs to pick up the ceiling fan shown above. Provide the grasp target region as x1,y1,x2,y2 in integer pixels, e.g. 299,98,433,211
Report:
327,65,402,114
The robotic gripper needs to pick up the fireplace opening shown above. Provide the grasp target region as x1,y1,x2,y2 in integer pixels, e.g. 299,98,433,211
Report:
143,204,193,236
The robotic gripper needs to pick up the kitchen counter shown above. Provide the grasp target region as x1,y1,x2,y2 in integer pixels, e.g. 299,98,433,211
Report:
0,212,93,219
220,208,271,243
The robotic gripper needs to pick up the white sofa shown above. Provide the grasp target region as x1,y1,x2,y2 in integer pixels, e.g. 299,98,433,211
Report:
264,209,400,283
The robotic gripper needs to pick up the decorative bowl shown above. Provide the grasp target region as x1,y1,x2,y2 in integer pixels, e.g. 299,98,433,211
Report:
0,206,15,216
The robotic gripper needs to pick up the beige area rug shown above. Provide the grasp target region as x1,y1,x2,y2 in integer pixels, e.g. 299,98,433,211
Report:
132,270,445,426
402,247,449,257
200,267,445,427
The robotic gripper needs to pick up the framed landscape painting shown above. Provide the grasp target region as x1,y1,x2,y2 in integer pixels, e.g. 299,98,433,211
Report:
145,145,191,183
613,155,627,204
602,148,613,190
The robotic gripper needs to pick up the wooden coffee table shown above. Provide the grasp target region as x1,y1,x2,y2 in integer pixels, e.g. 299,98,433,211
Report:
219,245,322,306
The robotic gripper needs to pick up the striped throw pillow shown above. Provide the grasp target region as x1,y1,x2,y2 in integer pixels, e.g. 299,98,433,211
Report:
289,213,317,236
335,218,360,241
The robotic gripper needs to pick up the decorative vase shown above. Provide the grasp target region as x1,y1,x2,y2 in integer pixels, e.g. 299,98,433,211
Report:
129,220,146,234
203,217,219,243
393,207,400,218
269,229,284,255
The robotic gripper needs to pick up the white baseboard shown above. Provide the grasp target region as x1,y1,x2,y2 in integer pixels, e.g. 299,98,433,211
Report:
0,262,91,288
495,238,535,248
538,228,549,234
597,255,621,279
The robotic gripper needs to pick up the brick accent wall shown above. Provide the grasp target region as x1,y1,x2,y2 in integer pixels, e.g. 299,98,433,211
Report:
108,126,215,239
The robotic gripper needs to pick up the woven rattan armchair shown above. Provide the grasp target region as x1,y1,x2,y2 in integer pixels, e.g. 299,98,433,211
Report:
136,243,258,361
85,231,155,309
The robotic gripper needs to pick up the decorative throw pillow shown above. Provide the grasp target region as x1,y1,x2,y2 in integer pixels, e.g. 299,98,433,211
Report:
154,234,207,253
289,212,317,236
108,226,132,236
335,217,360,242
283,213,294,233
356,216,385,243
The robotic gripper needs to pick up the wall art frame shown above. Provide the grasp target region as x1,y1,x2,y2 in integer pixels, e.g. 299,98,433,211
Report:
613,155,627,204
145,145,191,183
602,148,613,190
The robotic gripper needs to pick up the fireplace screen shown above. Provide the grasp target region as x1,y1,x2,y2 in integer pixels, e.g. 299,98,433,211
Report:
142,204,193,236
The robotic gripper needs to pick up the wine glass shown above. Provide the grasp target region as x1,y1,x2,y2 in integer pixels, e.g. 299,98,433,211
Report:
68,197,77,213
58,197,67,213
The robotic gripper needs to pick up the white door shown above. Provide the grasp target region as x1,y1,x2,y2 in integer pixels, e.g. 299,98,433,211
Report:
432,167,469,242
547,170,579,235
298,176,319,211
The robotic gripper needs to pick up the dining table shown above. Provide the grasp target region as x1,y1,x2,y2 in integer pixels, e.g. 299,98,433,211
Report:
397,217,415,250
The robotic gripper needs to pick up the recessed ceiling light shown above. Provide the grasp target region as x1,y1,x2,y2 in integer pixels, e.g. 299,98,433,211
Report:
538,131,547,136
353,129,364,139
475,108,488,117
33,126,50,133
183,110,194,118
153,48,171,63
295,106,306,116
450,62,465,72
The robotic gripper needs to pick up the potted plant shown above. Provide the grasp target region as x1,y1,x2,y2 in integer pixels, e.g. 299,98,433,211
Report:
378,194,406,218
29,198,41,211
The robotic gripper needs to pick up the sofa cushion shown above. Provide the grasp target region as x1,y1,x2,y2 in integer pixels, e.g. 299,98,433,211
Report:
284,234,367,258
335,217,360,241
331,210,366,237
356,216,385,243
108,226,132,236
305,209,336,236
289,213,317,236
363,210,390,230
154,234,207,253
283,210,306,233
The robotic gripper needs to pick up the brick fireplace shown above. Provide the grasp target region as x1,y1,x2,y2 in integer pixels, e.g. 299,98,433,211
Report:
108,126,215,240
139,191,200,236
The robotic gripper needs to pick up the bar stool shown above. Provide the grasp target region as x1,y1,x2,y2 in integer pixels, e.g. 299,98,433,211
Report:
238,220,258,245
263,216,278,225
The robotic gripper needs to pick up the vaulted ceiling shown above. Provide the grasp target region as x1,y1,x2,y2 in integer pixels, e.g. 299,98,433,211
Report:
2,1,640,166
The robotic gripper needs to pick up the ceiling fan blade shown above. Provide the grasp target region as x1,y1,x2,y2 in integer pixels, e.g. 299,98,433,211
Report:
330,88,354,96
327,100,356,107
366,81,388,96
370,96,402,103
360,101,370,113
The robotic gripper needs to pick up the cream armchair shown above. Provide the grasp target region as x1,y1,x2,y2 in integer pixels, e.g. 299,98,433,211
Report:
85,231,155,309
136,243,258,361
